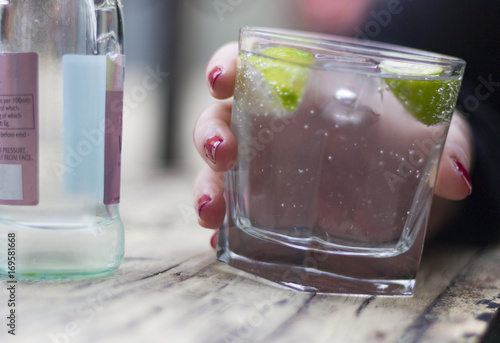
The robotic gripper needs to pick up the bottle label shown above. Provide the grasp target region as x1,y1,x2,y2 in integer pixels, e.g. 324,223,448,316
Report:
62,55,124,205
104,56,124,205
0,53,39,205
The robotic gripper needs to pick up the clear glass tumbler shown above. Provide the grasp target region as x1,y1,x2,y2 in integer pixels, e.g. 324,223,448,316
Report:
217,27,465,295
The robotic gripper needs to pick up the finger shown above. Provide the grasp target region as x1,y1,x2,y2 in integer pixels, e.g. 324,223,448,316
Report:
434,111,474,200
206,42,238,99
194,165,226,230
210,231,219,250
193,101,237,172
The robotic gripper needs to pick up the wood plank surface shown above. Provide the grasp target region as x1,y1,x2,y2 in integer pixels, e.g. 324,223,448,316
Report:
1,169,499,343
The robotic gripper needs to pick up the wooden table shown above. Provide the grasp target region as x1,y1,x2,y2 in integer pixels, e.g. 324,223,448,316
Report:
1,168,500,343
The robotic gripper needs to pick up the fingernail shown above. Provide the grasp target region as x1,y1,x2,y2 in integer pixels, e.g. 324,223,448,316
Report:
204,136,223,165
210,232,219,249
452,158,472,195
209,66,223,91
198,194,212,217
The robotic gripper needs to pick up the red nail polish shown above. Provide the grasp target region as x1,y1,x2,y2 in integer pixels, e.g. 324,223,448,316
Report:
204,136,223,165
209,66,223,91
198,194,212,217
452,158,472,195
210,232,219,249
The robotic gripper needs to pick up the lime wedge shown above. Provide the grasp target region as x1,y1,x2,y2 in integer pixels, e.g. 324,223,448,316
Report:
380,60,460,126
247,47,314,112
380,60,444,76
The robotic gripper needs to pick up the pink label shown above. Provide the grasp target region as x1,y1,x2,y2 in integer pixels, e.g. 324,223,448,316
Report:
0,53,38,205
104,90,123,204
104,56,124,205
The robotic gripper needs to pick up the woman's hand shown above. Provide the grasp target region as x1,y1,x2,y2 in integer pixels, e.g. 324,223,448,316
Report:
193,43,238,247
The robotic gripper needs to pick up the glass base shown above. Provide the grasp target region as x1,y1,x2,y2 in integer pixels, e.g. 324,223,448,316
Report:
0,218,124,281
217,218,425,296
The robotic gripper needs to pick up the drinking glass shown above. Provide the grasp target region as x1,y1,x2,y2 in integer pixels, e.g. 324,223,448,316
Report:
217,27,465,295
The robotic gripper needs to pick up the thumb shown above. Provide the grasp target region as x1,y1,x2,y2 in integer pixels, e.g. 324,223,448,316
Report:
434,111,474,200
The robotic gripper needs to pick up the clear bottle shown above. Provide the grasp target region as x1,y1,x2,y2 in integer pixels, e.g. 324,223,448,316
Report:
0,0,125,280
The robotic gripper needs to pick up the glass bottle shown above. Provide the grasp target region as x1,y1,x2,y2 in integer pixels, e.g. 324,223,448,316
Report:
0,0,125,280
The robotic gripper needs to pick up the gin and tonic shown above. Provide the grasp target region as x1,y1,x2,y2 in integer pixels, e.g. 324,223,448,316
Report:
218,27,465,295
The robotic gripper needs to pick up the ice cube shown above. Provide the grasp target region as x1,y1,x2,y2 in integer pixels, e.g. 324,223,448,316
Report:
322,99,380,127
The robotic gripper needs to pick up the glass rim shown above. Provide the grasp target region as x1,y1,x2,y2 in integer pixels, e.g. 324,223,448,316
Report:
239,27,466,73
